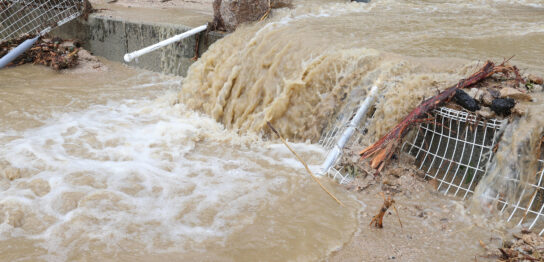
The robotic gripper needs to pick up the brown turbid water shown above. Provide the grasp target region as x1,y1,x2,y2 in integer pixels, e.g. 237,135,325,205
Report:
1,0,544,261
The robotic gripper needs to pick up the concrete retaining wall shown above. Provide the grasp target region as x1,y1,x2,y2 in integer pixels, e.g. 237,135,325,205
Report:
52,14,224,76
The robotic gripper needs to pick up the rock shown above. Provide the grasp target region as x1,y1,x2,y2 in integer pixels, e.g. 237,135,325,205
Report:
60,40,76,49
454,89,480,111
500,87,533,101
532,84,543,92
490,98,516,116
476,107,495,119
352,0,370,2
482,91,494,106
466,88,477,98
528,74,544,85
212,0,292,32
488,88,501,97
512,103,528,116
212,0,268,32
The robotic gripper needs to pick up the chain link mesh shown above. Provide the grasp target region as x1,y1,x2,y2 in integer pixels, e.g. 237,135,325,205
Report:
0,0,85,42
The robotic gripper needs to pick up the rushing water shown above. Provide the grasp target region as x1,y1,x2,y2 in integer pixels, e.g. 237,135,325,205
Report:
473,93,544,216
1,0,544,261
0,63,358,261
181,0,544,142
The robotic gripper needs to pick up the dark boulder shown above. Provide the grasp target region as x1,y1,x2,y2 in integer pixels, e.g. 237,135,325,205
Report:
490,98,516,116
454,89,480,111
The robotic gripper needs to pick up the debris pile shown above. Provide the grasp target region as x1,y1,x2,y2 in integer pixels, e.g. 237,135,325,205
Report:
358,61,543,175
0,35,81,70
448,66,543,118
480,230,544,261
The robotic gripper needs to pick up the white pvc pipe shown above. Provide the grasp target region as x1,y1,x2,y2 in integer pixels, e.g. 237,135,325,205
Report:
124,24,208,62
0,36,39,69
319,85,379,175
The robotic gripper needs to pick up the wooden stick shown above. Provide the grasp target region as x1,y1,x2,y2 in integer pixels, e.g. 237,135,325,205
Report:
392,203,403,230
267,122,345,207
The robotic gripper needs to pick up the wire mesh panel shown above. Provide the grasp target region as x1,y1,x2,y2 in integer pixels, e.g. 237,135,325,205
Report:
322,102,544,233
0,0,85,42
496,140,544,234
319,102,359,183
318,92,374,184
403,107,508,199
404,108,544,234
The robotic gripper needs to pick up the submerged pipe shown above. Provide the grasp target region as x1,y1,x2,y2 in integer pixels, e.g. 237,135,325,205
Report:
0,36,39,69
319,85,379,175
124,24,208,62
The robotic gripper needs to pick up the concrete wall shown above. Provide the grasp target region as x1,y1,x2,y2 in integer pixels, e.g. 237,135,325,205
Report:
52,15,224,76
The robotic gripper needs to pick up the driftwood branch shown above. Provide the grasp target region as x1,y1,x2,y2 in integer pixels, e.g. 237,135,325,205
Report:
369,192,403,229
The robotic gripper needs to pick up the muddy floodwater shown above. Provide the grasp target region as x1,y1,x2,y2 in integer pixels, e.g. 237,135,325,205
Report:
1,0,544,261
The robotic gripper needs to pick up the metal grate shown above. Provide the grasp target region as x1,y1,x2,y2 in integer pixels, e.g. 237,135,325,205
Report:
0,0,85,42
495,142,544,234
321,101,544,233
404,107,544,234
403,107,508,199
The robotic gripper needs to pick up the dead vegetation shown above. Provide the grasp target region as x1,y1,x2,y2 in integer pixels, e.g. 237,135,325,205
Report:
369,192,403,229
0,35,81,70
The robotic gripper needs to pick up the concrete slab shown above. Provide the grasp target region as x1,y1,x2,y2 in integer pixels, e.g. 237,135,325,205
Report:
52,6,223,76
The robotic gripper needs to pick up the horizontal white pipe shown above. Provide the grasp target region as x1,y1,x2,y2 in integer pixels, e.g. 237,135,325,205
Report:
124,24,208,62
319,85,379,175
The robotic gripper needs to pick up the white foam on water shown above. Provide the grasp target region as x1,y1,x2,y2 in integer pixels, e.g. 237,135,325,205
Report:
0,92,333,259
491,0,544,8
